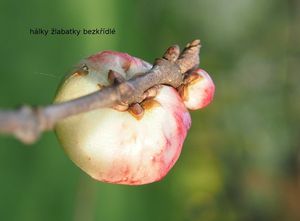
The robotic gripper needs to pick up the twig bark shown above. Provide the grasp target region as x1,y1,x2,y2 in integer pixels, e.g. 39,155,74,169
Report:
0,40,201,144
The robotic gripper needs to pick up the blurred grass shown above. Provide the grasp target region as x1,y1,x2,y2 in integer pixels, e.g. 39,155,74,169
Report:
0,0,299,220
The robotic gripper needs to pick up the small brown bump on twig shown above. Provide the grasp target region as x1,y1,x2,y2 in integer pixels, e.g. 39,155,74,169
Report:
163,45,180,62
141,85,160,100
108,70,126,84
108,71,131,111
128,103,144,120
153,58,165,66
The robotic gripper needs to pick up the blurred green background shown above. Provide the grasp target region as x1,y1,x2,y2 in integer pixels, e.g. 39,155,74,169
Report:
0,0,299,220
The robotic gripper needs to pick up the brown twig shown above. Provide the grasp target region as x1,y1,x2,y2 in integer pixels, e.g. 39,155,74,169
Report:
0,40,201,144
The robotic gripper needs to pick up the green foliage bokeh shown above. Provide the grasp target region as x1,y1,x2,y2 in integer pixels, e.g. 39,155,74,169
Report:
0,0,299,220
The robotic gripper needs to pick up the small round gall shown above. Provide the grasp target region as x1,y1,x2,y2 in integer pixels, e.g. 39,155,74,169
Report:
54,51,191,185
178,69,215,110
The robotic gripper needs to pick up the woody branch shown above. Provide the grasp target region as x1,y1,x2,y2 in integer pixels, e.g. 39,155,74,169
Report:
0,40,201,144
